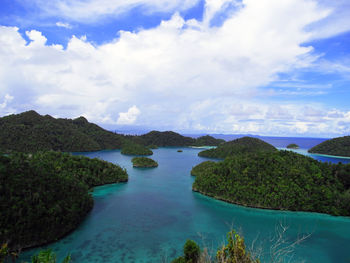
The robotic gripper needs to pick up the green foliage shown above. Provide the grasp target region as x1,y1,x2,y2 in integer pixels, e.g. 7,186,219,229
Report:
194,136,225,147
216,231,260,263
171,256,186,263
31,249,71,263
190,161,216,176
131,157,158,168
184,240,200,263
0,244,9,263
198,137,277,159
286,144,299,149
121,143,153,156
308,136,350,157
193,150,350,216
147,144,159,149
0,111,126,153
171,240,200,263
172,231,259,263
139,131,196,147
0,151,128,251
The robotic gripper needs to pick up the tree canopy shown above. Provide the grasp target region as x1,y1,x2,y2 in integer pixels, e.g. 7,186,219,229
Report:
0,151,128,251
198,137,277,159
308,136,350,157
192,150,350,216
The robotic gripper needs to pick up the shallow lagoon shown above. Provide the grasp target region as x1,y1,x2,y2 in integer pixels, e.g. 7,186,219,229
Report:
20,147,350,263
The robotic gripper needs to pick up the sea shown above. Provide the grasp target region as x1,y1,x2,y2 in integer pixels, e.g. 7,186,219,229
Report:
19,136,350,263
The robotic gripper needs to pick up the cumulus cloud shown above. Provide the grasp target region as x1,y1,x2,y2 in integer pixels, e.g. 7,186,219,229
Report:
117,106,141,125
0,94,14,109
0,0,349,136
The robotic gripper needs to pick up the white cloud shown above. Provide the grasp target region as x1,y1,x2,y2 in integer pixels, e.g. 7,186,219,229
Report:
0,94,14,109
117,106,141,125
56,21,72,29
0,0,349,136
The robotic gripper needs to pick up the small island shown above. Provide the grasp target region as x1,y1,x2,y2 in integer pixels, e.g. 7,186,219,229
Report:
193,135,225,146
132,157,158,168
198,136,277,158
287,143,299,149
177,149,183,152
192,150,350,216
308,136,350,157
121,143,153,156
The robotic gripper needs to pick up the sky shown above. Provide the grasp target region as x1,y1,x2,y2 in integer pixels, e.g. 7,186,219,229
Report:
0,0,350,137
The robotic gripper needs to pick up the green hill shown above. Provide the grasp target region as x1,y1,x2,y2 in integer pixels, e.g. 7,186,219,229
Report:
308,136,350,157
192,150,350,216
132,157,158,168
121,142,153,155
0,111,126,153
0,151,128,251
287,143,299,149
190,161,216,176
198,137,277,158
139,131,196,146
193,135,225,146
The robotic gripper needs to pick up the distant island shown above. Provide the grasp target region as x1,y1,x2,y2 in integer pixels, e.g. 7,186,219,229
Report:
0,110,126,153
0,151,128,251
192,150,350,216
132,157,158,168
0,111,226,153
121,143,153,155
177,149,183,152
198,137,277,158
308,136,350,157
287,143,299,149
193,135,225,146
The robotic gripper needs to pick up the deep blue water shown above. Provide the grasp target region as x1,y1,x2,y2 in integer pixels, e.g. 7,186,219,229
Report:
20,142,350,263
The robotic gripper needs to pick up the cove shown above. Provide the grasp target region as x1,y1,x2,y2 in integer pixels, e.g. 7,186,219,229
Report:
20,147,350,263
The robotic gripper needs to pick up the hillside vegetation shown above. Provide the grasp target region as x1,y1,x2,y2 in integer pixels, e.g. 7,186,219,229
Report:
121,142,153,155
308,136,350,157
0,151,128,251
0,111,125,153
138,131,195,146
132,157,158,168
192,150,350,216
0,111,226,153
198,137,277,159
193,135,225,146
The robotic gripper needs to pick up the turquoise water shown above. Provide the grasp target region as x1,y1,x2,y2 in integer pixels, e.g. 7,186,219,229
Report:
20,147,350,263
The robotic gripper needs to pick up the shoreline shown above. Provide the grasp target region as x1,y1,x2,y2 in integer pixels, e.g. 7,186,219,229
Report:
192,188,346,218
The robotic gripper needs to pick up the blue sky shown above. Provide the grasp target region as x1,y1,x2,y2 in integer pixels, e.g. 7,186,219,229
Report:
0,0,349,137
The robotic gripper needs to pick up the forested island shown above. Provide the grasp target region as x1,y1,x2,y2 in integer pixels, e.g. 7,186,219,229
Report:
0,110,126,153
287,143,299,149
308,136,350,157
0,111,225,153
0,151,128,251
192,150,350,216
193,135,225,146
121,143,153,155
198,137,277,158
132,157,158,168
